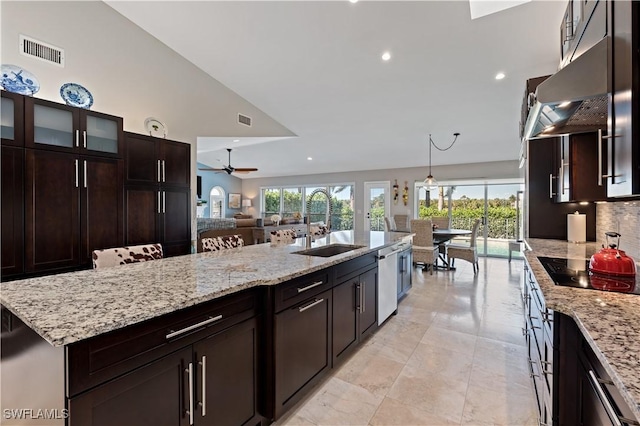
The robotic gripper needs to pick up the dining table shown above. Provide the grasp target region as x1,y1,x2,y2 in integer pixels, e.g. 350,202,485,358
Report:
432,228,472,269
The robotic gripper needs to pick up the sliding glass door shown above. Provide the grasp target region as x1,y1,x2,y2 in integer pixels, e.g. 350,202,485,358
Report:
415,180,524,258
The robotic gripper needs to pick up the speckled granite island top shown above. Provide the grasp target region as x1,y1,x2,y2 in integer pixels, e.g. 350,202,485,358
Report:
525,238,640,420
0,231,411,347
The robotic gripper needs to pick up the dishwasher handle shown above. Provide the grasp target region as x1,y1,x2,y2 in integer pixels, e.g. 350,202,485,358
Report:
377,249,403,260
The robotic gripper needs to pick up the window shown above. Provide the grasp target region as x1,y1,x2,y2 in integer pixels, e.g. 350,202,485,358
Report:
210,186,225,218
260,184,355,231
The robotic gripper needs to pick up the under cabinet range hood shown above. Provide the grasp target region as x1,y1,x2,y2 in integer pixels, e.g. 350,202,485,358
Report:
523,36,610,140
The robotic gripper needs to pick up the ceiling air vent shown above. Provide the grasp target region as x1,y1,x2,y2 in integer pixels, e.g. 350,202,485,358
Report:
238,113,252,127
19,35,64,67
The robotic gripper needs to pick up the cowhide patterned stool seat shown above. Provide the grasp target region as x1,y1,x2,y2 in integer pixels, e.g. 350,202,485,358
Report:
201,235,244,252
269,229,297,243
92,244,163,269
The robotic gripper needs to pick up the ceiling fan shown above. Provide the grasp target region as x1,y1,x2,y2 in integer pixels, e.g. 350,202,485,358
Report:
198,148,258,174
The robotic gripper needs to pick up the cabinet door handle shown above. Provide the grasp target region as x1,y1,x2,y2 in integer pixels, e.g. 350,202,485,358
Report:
187,362,194,426
166,315,223,340
297,280,324,293
528,359,539,379
75,130,79,147
361,282,365,313
83,130,87,148
548,174,556,198
587,370,623,426
162,160,166,182
298,298,324,313
163,191,166,214
158,191,161,214
83,160,87,188
354,283,361,311
597,129,604,186
74,160,79,188
559,165,565,195
199,355,207,417
157,160,161,182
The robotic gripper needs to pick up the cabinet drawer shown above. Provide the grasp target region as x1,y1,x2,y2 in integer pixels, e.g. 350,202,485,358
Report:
67,288,260,397
274,269,331,313
333,252,377,282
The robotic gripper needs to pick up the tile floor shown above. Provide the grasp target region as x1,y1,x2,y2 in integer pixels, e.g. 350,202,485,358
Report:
275,257,538,426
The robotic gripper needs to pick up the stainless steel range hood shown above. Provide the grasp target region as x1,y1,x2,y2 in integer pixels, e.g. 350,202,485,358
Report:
523,36,610,140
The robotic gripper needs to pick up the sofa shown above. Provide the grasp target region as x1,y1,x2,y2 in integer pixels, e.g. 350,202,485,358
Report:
196,218,263,252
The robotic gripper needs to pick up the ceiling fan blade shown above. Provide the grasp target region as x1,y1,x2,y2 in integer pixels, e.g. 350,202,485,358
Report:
233,168,258,173
198,167,226,172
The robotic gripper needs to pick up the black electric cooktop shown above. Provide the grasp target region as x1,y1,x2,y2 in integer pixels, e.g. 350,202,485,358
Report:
537,256,639,295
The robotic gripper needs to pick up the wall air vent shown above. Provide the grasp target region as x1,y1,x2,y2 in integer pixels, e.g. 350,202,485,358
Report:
19,35,64,67
238,113,252,127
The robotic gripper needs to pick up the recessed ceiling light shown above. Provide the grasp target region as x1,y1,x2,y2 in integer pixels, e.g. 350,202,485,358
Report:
307,157,313,161
381,52,391,61
349,0,358,3
495,72,505,80
233,139,240,142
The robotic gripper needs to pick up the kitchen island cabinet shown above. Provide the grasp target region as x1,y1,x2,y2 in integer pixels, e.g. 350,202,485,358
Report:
1,231,406,425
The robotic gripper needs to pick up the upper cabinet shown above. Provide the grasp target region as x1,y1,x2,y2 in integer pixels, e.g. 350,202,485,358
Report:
1,91,25,147
560,0,608,67
24,97,123,158
124,132,190,188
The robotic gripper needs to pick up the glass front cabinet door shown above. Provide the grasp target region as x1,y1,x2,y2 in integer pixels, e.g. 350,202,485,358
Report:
25,97,123,157
1,91,25,147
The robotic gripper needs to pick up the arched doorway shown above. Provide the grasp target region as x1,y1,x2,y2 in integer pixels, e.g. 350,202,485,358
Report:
210,186,225,218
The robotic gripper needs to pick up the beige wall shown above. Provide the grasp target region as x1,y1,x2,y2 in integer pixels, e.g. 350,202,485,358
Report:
241,160,521,234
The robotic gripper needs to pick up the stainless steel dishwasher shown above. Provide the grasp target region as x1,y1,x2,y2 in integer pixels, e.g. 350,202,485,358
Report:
377,242,405,325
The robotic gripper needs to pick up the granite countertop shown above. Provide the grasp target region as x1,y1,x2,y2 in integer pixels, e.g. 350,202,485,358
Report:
525,238,640,420
0,231,411,347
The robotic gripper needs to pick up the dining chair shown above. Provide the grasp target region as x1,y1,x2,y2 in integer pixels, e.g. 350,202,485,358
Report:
270,228,298,243
393,214,410,232
92,243,163,269
410,219,439,274
447,219,481,274
430,216,450,229
202,235,244,251
384,217,397,232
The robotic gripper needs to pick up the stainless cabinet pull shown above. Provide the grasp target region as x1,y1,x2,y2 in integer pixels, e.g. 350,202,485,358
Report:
354,283,361,311
361,283,365,313
163,191,166,214
158,191,161,214
298,298,324,313
157,160,161,182
166,315,223,340
83,160,87,188
75,130,79,147
162,160,166,182
587,370,623,426
539,359,552,376
187,362,194,425
83,130,87,148
528,359,539,379
548,174,556,198
199,356,207,416
597,129,604,186
559,165,565,195
297,280,323,293
74,160,79,188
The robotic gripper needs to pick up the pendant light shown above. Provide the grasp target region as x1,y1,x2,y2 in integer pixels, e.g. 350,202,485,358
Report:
423,133,460,192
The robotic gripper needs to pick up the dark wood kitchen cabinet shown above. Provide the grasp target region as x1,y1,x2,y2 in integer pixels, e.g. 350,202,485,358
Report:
397,246,412,299
1,146,24,278
66,289,263,426
124,132,191,257
332,256,377,366
24,149,123,273
24,97,123,158
554,133,607,203
526,139,597,240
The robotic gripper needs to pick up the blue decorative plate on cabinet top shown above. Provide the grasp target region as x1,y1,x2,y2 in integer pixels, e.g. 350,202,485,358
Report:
60,82,93,109
1,64,40,96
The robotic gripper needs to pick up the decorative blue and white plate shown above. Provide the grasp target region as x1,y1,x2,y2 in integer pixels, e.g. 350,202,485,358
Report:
60,82,93,109
1,64,40,96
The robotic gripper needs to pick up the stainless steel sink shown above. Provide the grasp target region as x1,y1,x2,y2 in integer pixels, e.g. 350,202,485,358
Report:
293,244,366,257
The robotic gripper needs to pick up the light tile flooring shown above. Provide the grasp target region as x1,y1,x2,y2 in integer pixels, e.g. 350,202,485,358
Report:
275,257,538,426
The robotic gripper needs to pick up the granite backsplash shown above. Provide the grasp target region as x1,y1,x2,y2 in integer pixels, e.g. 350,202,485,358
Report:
596,200,640,260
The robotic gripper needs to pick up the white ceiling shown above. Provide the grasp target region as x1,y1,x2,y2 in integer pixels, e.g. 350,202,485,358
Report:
106,0,567,179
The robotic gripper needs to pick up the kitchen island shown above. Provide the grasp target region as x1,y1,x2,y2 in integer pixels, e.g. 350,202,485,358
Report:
1,230,410,425
525,239,640,424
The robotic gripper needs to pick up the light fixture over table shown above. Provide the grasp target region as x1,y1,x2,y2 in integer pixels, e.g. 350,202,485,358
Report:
423,132,461,192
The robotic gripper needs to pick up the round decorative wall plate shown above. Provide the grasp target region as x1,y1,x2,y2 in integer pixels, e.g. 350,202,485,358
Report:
144,117,167,138
1,64,40,96
60,82,94,109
